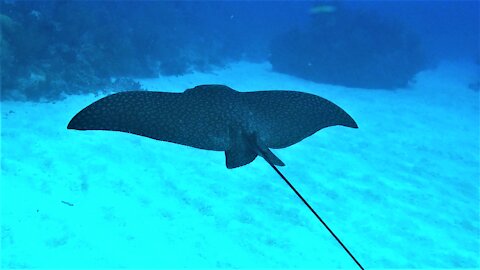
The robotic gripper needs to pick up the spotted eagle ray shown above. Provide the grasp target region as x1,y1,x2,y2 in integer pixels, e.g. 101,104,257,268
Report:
68,84,364,269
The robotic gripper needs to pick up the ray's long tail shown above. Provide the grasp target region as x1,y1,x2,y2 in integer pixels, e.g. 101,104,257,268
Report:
258,146,365,269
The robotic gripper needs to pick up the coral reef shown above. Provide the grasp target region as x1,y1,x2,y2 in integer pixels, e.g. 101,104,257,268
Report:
269,7,427,89
0,1,261,101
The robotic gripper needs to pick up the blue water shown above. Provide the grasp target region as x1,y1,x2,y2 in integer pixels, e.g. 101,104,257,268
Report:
1,1,479,269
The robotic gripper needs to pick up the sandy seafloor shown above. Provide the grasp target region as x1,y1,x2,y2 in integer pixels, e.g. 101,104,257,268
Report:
1,61,479,269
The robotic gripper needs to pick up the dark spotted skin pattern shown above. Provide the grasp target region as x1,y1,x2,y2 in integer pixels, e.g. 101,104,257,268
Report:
68,85,357,160
242,90,358,148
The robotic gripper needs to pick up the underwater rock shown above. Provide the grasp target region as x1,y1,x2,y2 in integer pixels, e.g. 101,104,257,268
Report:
468,81,479,92
269,8,427,89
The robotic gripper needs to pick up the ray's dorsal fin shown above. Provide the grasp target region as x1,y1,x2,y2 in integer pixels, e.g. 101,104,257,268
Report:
253,135,285,166
225,130,285,169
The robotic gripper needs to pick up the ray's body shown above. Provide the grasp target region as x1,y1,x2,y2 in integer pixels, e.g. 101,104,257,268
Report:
68,85,357,168
68,85,364,269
